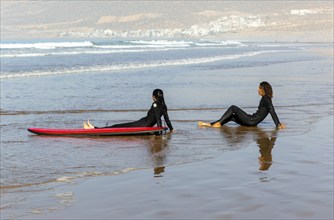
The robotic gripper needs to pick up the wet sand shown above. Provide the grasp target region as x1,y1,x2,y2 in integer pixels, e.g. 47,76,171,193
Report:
310,47,334,57
31,115,333,220
1,43,333,220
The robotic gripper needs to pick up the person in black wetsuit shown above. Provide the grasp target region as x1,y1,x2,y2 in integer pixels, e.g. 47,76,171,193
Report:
198,81,285,129
84,89,173,131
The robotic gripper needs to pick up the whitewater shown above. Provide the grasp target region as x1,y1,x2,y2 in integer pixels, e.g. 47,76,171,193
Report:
0,39,296,79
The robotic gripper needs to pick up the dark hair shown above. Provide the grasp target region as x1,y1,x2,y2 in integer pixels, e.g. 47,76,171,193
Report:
153,89,167,111
259,81,273,98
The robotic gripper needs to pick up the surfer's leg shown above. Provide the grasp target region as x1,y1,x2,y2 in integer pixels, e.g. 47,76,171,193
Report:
230,107,257,126
211,105,250,126
95,119,145,129
108,121,140,128
211,105,235,125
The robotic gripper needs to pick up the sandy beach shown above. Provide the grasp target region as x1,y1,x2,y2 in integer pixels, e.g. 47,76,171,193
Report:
1,40,333,219
1,1,333,219
31,115,333,219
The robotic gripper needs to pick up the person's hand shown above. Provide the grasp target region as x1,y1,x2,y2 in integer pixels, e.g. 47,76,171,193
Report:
278,123,286,129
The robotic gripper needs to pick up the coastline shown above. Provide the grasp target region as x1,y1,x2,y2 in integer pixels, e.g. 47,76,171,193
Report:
31,115,333,220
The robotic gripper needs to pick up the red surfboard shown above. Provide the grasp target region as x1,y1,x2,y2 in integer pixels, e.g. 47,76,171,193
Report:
28,127,168,136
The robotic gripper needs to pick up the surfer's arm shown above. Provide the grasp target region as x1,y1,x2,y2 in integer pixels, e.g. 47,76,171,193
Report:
163,111,173,131
269,108,280,127
265,98,283,128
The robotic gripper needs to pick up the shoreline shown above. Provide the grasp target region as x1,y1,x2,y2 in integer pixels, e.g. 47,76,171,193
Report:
1,41,333,220
30,115,333,220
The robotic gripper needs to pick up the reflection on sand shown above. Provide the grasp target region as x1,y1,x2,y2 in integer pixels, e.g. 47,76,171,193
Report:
146,133,172,177
218,126,277,171
80,133,173,177
257,132,277,171
28,132,174,179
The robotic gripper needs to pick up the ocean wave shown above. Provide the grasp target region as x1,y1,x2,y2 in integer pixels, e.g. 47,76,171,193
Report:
126,39,193,47
195,40,245,47
1,39,243,50
0,41,94,50
0,39,246,58
0,39,188,50
119,39,244,48
0,47,185,58
0,50,283,79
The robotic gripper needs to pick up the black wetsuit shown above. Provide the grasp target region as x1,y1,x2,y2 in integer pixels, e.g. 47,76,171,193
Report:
211,96,281,127
97,102,173,130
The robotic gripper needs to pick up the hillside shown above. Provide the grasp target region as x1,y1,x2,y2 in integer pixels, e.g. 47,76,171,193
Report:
1,1,333,41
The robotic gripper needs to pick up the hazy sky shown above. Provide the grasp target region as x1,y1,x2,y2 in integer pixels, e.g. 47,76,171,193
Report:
1,1,333,40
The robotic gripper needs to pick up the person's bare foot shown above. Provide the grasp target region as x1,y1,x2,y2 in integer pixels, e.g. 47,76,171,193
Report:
278,123,286,129
83,121,91,129
86,120,94,129
198,121,212,127
83,121,94,129
211,122,221,128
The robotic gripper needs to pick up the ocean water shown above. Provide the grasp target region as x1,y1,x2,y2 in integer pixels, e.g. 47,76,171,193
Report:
1,39,333,218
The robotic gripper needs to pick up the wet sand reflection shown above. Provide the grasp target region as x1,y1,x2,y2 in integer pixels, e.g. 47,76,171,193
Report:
218,126,277,171
145,133,173,177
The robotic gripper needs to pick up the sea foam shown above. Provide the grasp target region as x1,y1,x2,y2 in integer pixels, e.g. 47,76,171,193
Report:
0,41,94,50
0,39,244,58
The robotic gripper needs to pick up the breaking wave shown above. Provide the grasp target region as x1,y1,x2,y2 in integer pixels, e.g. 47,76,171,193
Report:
0,50,282,79
0,39,245,58
0,41,94,50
